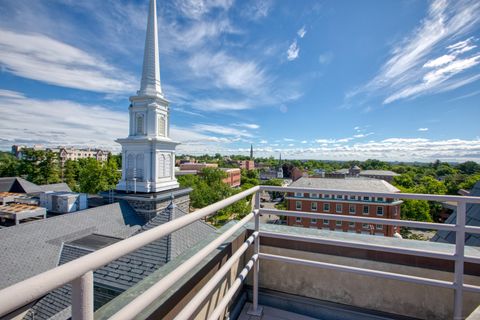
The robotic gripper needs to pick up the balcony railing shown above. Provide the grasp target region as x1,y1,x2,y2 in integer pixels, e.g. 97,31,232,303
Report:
0,185,480,320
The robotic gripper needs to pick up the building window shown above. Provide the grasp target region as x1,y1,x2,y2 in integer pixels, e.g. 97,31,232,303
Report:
363,196,370,201
377,197,384,202
376,206,384,216
336,220,342,226
363,205,369,215
336,194,343,199
136,114,144,135
295,192,303,197
296,201,302,210
311,202,318,211
323,203,330,212
349,195,356,200
349,222,355,227
376,224,383,230
393,206,398,216
336,204,343,213
323,219,329,225
310,193,319,198
296,217,302,223
311,218,317,224
324,194,330,199
158,116,166,137
362,223,369,229
349,204,355,214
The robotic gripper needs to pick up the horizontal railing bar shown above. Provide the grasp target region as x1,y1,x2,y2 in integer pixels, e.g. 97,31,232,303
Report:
465,226,480,234
259,253,455,289
207,254,258,320
260,231,456,261
0,186,260,318
260,208,457,231
463,284,480,293
109,212,256,320
464,256,480,264
259,186,480,204
175,232,258,320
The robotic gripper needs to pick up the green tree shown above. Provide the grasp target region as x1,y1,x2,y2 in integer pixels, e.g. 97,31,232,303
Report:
0,152,19,177
64,160,80,191
37,150,61,184
78,158,106,193
401,199,432,222
457,161,480,175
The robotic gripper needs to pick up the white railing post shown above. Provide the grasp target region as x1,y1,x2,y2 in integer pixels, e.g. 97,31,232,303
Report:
248,192,263,316
71,271,93,320
453,201,466,320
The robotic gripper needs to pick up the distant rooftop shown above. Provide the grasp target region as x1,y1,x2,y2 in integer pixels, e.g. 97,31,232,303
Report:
290,177,400,193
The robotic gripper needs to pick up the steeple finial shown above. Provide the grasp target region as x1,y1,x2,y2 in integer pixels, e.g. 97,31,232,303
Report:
250,144,253,160
138,0,162,96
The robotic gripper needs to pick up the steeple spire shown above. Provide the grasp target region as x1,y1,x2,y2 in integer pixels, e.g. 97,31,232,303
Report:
250,144,253,160
138,0,162,97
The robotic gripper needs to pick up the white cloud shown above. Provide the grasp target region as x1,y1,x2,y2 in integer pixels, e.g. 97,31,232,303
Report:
348,0,480,105
241,0,273,20
297,26,307,38
423,54,456,68
287,40,300,61
259,140,268,144
0,90,245,153
0,28,136,93
187,51,267,94
234,123,260,129
223,137,480,161
418,127,429,131
318,52,334,65
283,138,295,142
301,140,308,144
176,0,234,20
193,124,253,137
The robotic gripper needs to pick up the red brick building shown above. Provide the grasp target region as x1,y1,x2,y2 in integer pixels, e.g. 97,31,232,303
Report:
221,168,241,187
286,177,402,237
238,160,255,170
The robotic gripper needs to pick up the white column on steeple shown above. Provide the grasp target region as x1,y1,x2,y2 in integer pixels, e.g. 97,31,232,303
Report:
138,0,162,97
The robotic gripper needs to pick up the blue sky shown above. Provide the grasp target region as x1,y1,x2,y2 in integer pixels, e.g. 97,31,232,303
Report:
0,0,479,162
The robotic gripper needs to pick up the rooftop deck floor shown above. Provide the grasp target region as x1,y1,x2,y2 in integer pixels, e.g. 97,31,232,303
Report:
238,303,318,320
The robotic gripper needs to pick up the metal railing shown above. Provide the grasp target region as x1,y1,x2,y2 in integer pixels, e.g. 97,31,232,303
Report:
0,185,480,320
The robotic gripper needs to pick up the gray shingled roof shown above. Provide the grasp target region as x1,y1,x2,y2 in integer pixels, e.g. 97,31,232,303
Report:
0,178,72,194
0,177,42,193
289,177,400,193
0,201,143,290
431,181,480,246
35,183,72,193
22,203,215,320
360,170,399,176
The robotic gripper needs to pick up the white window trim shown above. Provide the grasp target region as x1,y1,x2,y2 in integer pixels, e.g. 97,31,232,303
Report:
311,218,317,224
363,205,369,215
336,204,343,213
349,204,356,214
376,206,384,216
323,203,330,211
311,202,318,211
323,219,329,225
295,201,302,210
295,217,302,223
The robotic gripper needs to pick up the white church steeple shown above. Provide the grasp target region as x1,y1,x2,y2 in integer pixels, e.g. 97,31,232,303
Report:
138,0,162,97
116,0,179,193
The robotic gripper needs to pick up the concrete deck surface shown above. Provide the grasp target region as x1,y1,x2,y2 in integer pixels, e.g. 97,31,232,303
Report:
238,303,319,320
